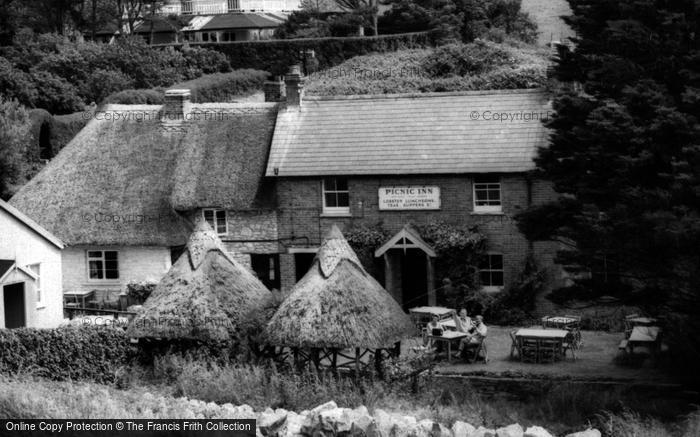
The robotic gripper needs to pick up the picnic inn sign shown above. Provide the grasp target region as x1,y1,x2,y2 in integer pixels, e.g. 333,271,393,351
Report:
378,186,441,210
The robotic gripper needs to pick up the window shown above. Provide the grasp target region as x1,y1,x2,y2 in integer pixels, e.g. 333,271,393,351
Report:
87,251,119,280
203,209,227,235
479,254,504,290
251,254,280,290
27,264,42,306
322,178,350,214
473,175,502,213
201,32,209,42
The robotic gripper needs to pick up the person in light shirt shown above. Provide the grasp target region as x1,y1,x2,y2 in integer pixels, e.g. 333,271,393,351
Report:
455,315,487,358
423,314,445,349
452,308,473,333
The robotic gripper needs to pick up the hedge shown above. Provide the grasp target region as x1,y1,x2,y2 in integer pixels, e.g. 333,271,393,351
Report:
102,88,165,105
170,69,268,103
173,32,435,76
0,326,135,382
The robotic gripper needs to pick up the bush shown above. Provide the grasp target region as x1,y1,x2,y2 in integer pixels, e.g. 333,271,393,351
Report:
102,89,165,105
0,326,135,382
125,280,157,304
421,41,516,77
171,69,269,103
198,32,434,76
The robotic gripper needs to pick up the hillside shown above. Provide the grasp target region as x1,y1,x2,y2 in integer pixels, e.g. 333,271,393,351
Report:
305,40,550,96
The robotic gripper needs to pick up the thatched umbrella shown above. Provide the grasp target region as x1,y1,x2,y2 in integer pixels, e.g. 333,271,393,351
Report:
266,225,414,368
127,218,272,341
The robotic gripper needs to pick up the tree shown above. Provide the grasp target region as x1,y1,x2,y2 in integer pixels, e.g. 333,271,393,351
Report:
517,0,700,380
334,0,377,35
0,98,31,200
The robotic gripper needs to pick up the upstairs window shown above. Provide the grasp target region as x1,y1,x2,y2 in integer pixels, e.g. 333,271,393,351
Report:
473,175,502,213
479,254,504,290
322,178,350,215
203,209,228,235
87,251,119,280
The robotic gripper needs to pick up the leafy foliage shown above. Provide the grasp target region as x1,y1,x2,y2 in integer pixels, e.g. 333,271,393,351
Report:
170,70,268,103
0,97,32,200
0,32,232,113
485,255,546,325
125,280,157,304
0,326,135,383
516,0,700,382
102,88,165,105
305,40,548,95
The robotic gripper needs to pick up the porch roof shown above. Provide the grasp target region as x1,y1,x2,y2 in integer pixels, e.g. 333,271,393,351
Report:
374,225,436,258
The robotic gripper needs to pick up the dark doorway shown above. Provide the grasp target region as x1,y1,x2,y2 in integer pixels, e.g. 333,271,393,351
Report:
3,283,26,329
251,254,280,290
400,249,428,311
294,253,316,281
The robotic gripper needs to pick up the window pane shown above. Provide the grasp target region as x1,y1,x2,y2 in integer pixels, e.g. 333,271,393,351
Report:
87,251,102,258
490,255,503,269
475,189,488,202
336,192,349,207
105,251,118,261
475,175,499,184
89,261,103,279
216,210,226,221
492,272,504,286
323,178,335,191
488,189,501,201
335,178,348,191
480,271,491,285
325,193,337,207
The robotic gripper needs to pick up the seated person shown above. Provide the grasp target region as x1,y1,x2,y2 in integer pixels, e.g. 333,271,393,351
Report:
423,314,445,349
452,308,473,333
454,315,487,358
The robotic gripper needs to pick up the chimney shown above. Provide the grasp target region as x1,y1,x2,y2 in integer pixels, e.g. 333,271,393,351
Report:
263,76,286,102
162,89,191,125
284,65,304,108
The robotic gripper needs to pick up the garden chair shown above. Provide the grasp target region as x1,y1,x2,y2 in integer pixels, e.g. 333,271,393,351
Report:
562,331,578,360
509,330,522,359
624,313,640,339
564,314,583,348
462,338,488,364
538,339,561,364
520,338,539,363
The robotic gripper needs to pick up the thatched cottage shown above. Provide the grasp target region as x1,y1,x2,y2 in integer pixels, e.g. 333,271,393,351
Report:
0,199,64,328
10,68,563,314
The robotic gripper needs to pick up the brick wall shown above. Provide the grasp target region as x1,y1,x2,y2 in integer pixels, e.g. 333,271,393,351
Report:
275,174,560,297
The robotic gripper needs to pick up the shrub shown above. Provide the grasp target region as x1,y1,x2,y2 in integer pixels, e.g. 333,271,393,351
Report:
420,41,516,77
0,326,135,382
102,89,165,105
171,69,269,103
198,32,434,76
0,97,32,199
125,280,157,304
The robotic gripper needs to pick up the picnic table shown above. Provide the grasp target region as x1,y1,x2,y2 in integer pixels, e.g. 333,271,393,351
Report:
514,328,569,363
624,326,661,355
627,317,657,327
426,330,468,363
542,316,579,329
409,306,454,328
63,290,95,308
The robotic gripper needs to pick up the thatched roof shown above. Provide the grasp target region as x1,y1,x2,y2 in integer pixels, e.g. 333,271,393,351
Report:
10,102,278,246
266,225,414,349
126,218,272,340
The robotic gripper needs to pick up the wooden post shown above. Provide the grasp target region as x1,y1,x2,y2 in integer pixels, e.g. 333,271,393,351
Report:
426,255,436,306
332,349,337,370
355,347,361,377
374,348,384,379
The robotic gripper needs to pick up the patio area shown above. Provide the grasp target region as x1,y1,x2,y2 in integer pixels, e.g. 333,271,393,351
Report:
428,326,672,383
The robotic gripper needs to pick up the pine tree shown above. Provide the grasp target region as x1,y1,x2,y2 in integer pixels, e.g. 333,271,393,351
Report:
517,0,700,379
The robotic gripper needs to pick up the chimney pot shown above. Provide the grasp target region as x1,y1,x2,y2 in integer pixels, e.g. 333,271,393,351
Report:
284,65,304,108
163,89,191,125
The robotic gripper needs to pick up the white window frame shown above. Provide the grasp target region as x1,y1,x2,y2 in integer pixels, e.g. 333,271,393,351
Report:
86,250,120,282
202,209,228,236
322,178,350,215
473,175,502,213
479,253,504,292
27,263,42,308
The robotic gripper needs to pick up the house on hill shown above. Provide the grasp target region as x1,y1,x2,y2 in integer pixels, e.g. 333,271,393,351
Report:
10,70,562,312
0,200,64,329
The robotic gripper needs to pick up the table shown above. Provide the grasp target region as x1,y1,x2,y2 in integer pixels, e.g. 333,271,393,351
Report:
409,306,454,329
427,331,467,363
542,316,579,329
627,317,657,327
627,326,661,354
63,290,95,308
515,329,569,363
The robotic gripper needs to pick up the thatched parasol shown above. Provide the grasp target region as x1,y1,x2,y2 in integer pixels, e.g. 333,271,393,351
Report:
127,218,272,341
266,225,414,349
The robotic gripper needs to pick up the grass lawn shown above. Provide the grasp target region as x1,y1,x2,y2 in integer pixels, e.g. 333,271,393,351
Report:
521,0,576,45
424,326,672,383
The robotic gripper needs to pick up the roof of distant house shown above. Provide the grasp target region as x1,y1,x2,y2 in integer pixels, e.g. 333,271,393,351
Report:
0,200,64,249
266,89,551,177
10,103,278,246
200,13,283,30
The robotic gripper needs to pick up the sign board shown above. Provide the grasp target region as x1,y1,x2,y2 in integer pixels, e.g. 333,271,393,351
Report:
378,186,441,210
